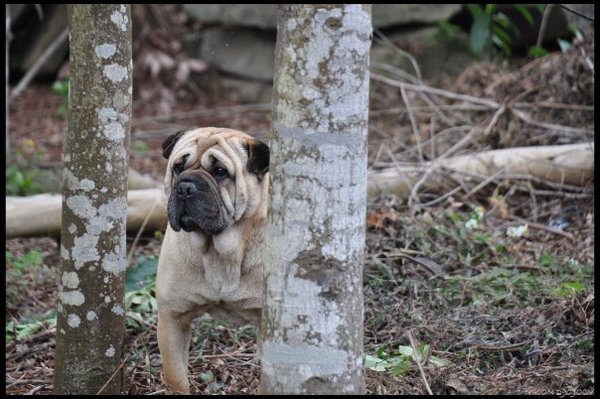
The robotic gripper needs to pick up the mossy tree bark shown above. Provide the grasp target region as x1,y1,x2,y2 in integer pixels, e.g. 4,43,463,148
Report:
260,4,372,395
53,5,132,395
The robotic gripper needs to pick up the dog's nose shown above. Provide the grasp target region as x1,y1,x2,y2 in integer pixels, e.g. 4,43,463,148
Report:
177,181,198,198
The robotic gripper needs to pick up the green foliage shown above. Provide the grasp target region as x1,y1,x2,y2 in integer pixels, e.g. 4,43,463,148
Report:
6,248,44,273
443,4,578,60
465,3,526,57
440,256,593,307
6,154,45,196
6,248,55,343
6,147,58,196
133,140,150,153
125,256,159,331
552,282,584,297
6,249,45,308
51,75,70,117
6,311,56,343
126,256,158,293
366,343,451,375
527,46,549,58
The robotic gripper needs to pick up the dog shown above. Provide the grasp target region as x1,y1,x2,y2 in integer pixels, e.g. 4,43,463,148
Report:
156,127,269,394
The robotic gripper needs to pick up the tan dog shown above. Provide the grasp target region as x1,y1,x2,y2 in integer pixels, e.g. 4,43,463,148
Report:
156,128,269,394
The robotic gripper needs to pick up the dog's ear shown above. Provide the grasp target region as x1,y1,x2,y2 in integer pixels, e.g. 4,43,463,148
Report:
246,139,269,176
162,130,187,160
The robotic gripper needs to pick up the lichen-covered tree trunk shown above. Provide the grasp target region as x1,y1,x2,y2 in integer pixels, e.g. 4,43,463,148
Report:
260,4,371,395
6,5,10,155
53,5,131,395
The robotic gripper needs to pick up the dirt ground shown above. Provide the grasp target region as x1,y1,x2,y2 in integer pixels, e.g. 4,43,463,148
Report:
5,5,594,395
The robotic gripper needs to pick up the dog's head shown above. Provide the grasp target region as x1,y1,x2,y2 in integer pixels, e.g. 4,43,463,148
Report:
161,128,269,235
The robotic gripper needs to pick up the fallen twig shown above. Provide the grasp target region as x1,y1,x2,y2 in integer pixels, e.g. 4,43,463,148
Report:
400,84,424,163
511,108,594,136
407,331,433,395
370,72,501,108
96,357,129,395
408,105,506,208
514,101,594,111
474,341,529,352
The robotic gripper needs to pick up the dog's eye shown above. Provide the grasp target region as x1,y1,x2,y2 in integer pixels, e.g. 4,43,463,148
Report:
173,163,185,175
213,166,230,179
173,156,188,175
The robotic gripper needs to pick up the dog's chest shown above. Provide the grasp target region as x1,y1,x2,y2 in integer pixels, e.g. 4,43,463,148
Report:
189,250,262,305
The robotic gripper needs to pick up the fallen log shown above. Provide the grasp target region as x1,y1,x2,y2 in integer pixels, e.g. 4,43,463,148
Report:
368,142,594,199
5,143,594,238
128,168,161,189
5,189,167,238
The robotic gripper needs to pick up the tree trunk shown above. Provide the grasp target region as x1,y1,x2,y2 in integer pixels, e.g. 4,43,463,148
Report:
6,4,10,156
260,4,371,394
53,5,132,395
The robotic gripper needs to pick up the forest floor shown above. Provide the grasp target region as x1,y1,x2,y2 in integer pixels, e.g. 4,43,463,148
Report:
5,5,594,395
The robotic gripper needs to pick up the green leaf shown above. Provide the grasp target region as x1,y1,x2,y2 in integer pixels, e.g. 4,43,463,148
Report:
52,80,69,97
514,5,534,26
553,281,584,297
133,141,150,153
528,46,549,58
125,256,158,292
474,233,491,244
492,12,511,30
466,4,484,19
537,253,554,267
365,354,389,372
16,320,44,340
199,370,215,383
470,13,492,56
429,355,452,367
493,12,520,37
376,347,388,359
398,344,424,362
390,356,414,376
562,282,583,291
484,4,497,15
492,26,513,46
492,34,512,55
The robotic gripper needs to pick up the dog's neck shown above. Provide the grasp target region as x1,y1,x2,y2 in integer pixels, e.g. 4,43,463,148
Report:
184,214,265,259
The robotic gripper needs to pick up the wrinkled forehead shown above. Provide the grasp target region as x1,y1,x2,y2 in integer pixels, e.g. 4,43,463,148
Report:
171,127,253,157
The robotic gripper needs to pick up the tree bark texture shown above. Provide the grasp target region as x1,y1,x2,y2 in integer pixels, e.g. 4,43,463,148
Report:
53,5,132,395
6,5,10,155
260,4,371,395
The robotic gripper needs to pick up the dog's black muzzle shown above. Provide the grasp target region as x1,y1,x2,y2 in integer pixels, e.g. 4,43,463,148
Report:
167,172,229,235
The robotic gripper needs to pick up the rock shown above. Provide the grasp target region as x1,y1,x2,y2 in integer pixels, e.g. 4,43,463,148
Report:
183,5,469,102
183,4,277,29
184,4,462,30
198,27,276,81
371,27,474,82
14,4,68,77
219,76,272,104
372,4,462,28
563,4,594,36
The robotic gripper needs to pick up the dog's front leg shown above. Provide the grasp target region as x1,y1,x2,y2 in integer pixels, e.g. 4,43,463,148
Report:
157,308,194,394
